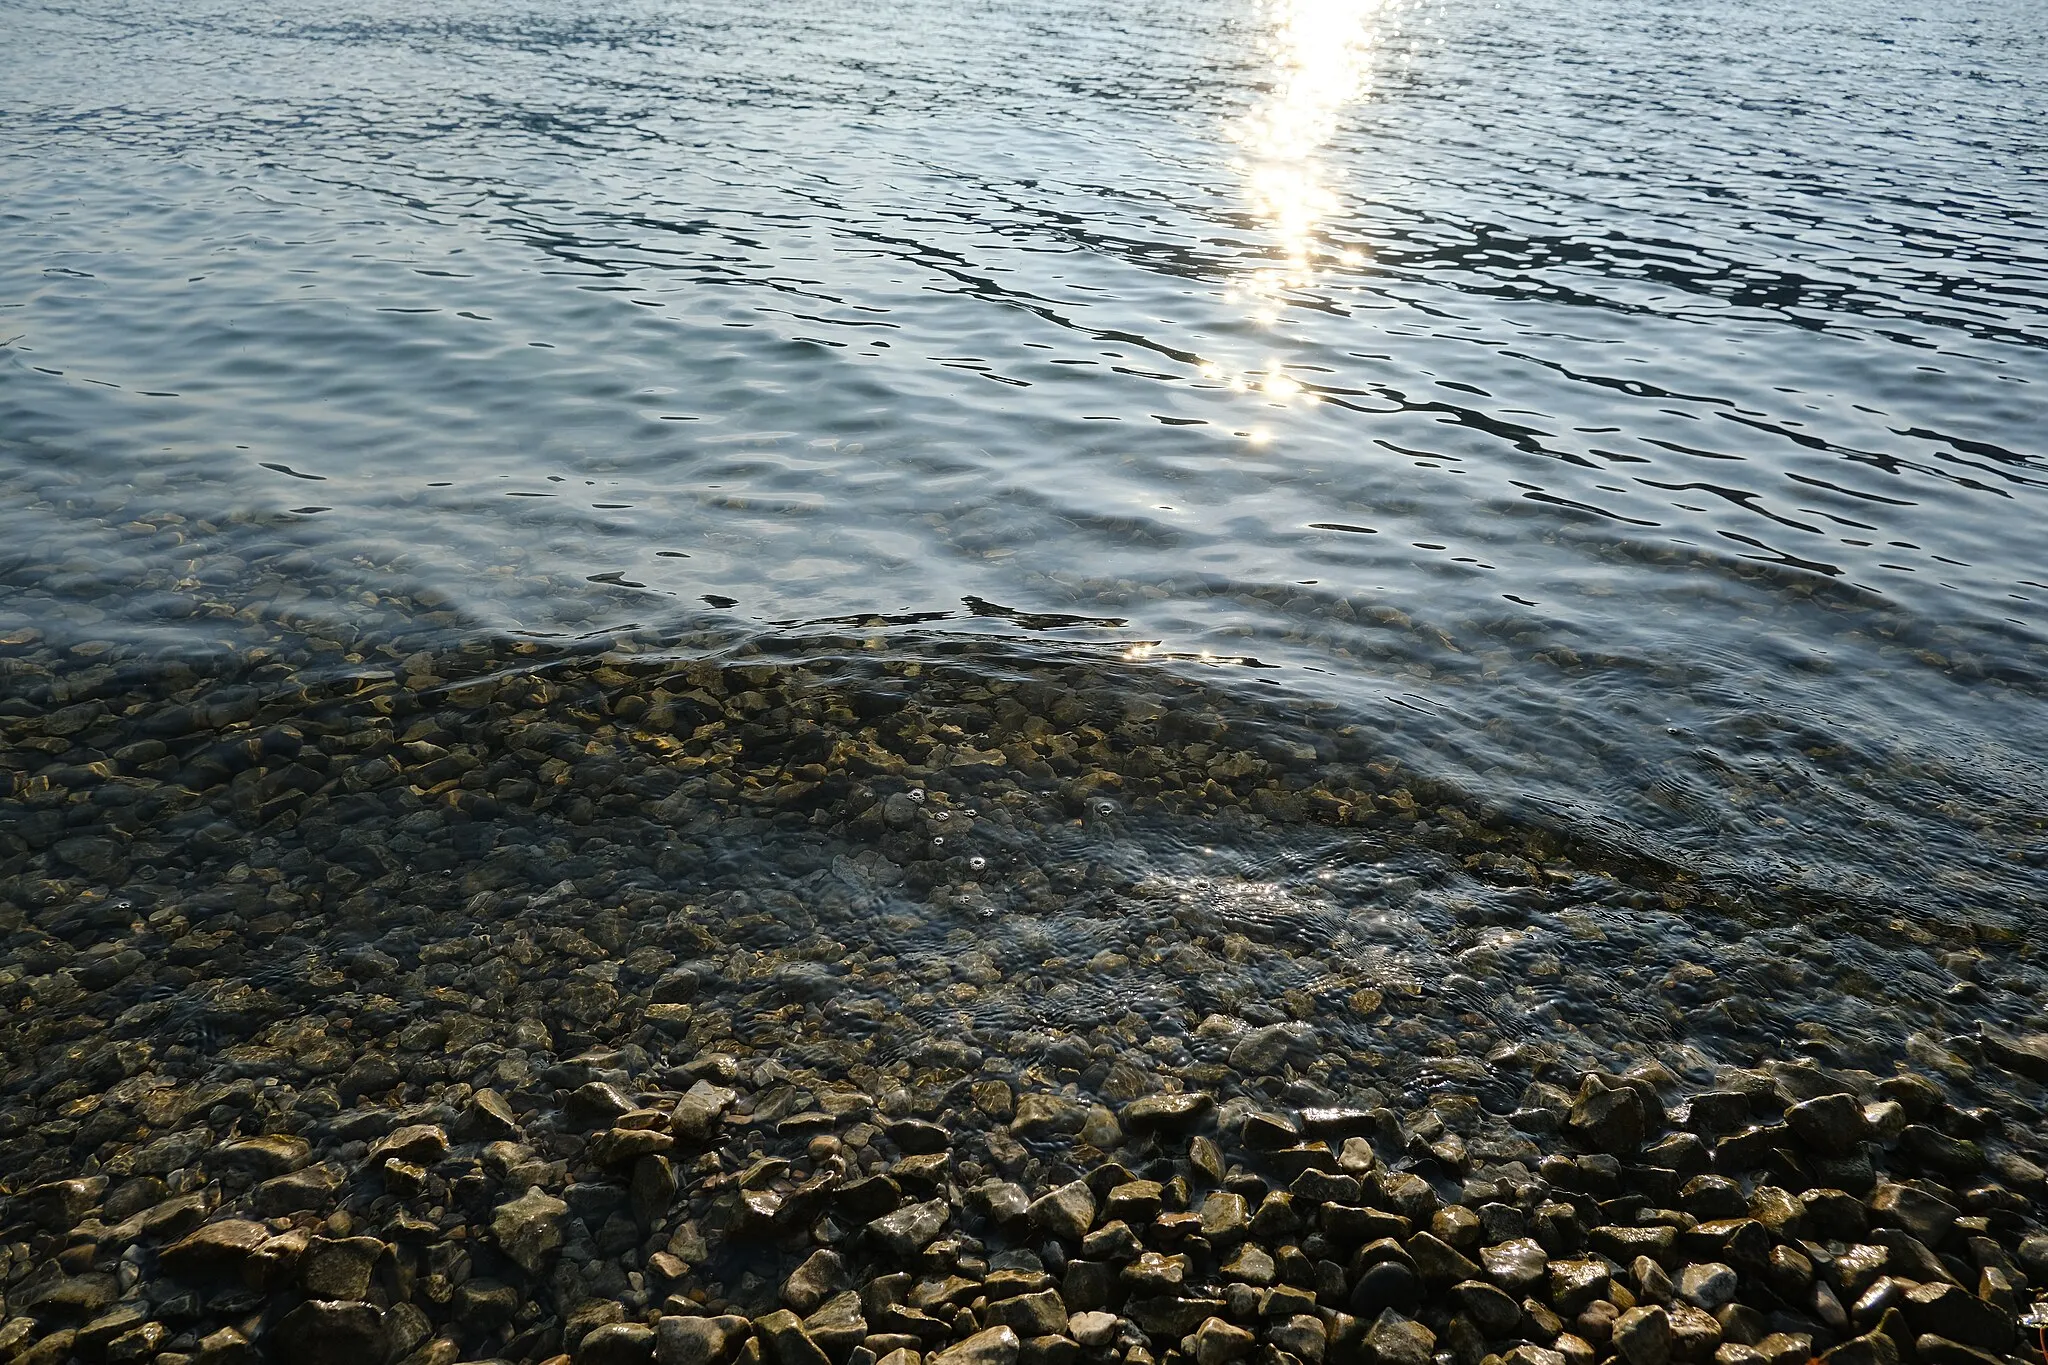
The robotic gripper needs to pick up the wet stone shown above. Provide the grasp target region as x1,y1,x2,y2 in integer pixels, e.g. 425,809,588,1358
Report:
930,1327,1022,1365
1193,1317,1257,1365
272,1300,387,1365
1615,1307,1673,1365
1123,1092,1215,1135
493,1186,569,1274
1028,1182,1096,1243
870,1199,951,1257
985,1289,1068,1339
1570,1075,1648,1155
584,1322,661,1365
1363,1310,1436,1365
758,1310,833,1365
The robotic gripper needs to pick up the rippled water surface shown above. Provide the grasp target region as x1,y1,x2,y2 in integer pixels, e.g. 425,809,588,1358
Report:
4,0,2047,1037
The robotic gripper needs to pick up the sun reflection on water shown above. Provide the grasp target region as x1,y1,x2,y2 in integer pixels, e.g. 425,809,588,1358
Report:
1220,0,1387,419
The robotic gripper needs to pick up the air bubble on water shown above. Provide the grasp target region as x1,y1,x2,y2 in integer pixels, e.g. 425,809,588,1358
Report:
932,836,945,846
969,855,987,871
933,810,949,822
965,808,978,816
908,789,925,803
1097,801,1113,814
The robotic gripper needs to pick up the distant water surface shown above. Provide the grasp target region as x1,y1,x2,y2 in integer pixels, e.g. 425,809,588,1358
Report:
3,0,2046,934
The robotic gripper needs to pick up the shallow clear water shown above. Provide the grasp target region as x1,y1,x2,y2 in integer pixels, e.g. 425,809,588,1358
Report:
3,0,2047,1019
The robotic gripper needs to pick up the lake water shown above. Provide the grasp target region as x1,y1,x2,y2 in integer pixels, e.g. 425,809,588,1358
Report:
4,0,2048,1096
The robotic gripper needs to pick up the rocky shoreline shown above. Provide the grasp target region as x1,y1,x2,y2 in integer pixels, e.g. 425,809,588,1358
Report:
5,1031,2048,1365
3,630,2046,1365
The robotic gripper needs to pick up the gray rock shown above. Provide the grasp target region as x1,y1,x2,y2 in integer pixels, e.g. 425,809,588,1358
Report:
1193,1316,1257,1365
869,1199,950,1258
299,1236,384,1301
1407,1231,1481,1286
1069,1312,1118,1348
1271,1314,1329,1364
1899,1283,2012,1352
803,1292,869,1354
1784,1096,1864,1156
158,1219,273,1280
1011,1093,1087,1137
1027,1182,1096,1243
1613,1307,1672,1365
1363,1310,1435,1365
22,1178,106,1231
1868,1184,1958,1246
655,1313,750,1365
784,1250,851,1315
930,1326,1021,1365
582,1322,659,1365
985,1290,1068,1339
1678,1263,1738,1312
1746,1187,1806,1239
455,1086,522,1141
672,1080,738,1143
757,1310,830,1365
493,1187,569,1274
1549,1259,1612,1313
452,1278,520,1331
1449,1281,1521,1337
1122,1092,1214,1135
272,1300,387,1365
1481,1239,1549,1293
1126,1297,1229,1337
213,1135,311,1178
1198,1191,1249,1242
1633,1256,1673,1306
1230,1023,1311,1074
1221,1243,1275,1286
254,1163,344,1215
1817,1330,1898,1365
1569,1075,1646,1155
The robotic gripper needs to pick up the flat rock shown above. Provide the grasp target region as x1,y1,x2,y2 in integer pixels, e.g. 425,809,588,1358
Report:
1122,1092,1214,1135
159,1219,272,1279
1900,1283,2012,1352
757,1310,830,1365
1027,1182,1096,1242
1569,1075,1646,1155
1363,1310,1435,1365
493,1187,568,1274
1012,1093,1087,1137
930,1326,1021,1365
272,1300,387,1365
1614,1306,1672,1365
869,1199,950,1258
673,1080,738,1142
1868,1184,1958,1245
1482,1238,1549,1293
1069,1312,1118,1348
1784,1095,1864,1156
254,1163,344,1215
985,1289,1068,1339
655,1314,750,1365
784,1249,851,1315
213,1135,311,1178
1194,1316,1257,1365
802,1292,869,1353
583,1322,659,1365
368,1123,448,1165
300,1236,384,1301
